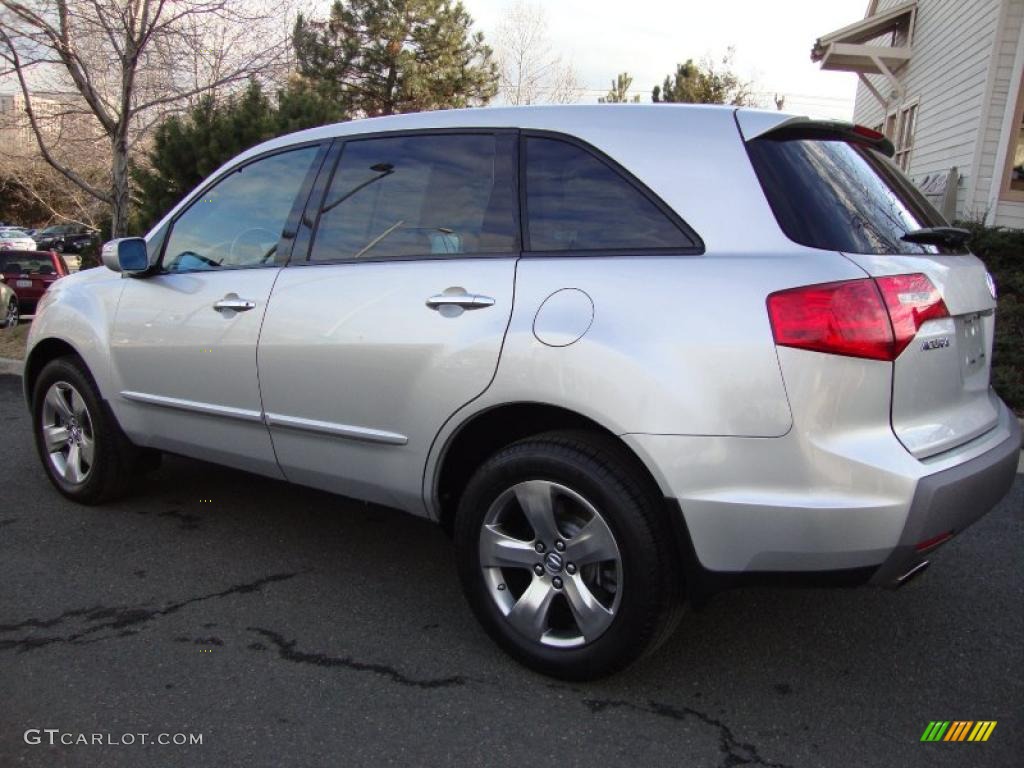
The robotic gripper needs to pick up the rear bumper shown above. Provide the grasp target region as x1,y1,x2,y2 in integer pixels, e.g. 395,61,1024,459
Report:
625,397,1020,578
869,409,1021,586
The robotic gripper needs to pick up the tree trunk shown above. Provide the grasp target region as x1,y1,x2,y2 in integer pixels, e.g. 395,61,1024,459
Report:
110,130,131,237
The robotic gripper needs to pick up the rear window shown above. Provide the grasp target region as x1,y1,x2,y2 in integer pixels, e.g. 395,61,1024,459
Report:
0,253,55,274
746,135,966,255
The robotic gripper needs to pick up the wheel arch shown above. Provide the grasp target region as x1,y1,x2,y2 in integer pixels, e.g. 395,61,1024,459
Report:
430,401,671,535
23,337,84,407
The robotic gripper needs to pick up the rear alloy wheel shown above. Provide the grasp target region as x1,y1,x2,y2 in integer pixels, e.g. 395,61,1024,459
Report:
3,297,17,328
455,431,682,680
479,480,622,649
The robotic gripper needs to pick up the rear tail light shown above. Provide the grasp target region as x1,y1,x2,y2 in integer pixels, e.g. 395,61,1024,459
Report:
767,274,949,362
873,273,950,357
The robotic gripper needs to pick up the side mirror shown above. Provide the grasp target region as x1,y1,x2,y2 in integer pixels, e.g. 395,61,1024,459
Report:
101,238,149,274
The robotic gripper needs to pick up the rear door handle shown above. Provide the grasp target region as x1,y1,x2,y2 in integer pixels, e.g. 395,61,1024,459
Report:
425,290,495,311
213,294,256,313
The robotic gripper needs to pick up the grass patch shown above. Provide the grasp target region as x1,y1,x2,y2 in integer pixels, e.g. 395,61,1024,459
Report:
0,321,29,360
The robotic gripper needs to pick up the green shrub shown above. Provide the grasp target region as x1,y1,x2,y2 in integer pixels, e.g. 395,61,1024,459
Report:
959,222,1024,414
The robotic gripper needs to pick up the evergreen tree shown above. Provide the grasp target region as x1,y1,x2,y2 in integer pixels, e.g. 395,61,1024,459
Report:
652,52,754,106
131,80,345,233
598,73,640,104
292,0,498,117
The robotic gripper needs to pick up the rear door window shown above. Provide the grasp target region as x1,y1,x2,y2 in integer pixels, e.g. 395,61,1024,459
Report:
309,133,518,261
746,135,964,255
524,135,698,252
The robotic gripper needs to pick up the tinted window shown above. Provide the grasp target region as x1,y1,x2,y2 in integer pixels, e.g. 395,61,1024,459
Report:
524,136,694,252
0,253,53,273
746,136,963,255
162,146,319,272
311,134,517,261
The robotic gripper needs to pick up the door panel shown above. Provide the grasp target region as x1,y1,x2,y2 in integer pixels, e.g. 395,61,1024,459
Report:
111,269,284,476
110,143,323,475
259,258,515,512
257,131,519,512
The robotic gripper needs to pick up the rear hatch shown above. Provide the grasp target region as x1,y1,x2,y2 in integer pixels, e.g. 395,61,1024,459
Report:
741,114,1000,458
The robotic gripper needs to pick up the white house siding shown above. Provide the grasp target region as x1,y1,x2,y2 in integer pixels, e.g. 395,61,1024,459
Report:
851,0,1003,219
980,0,1024,226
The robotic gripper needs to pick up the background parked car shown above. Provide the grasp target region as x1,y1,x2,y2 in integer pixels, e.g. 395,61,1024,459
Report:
0,250,69,313
0,227,37,251
33,224,99,254
0,274,18,328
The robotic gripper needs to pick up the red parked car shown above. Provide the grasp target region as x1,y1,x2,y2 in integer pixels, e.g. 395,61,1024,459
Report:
0,249,69,314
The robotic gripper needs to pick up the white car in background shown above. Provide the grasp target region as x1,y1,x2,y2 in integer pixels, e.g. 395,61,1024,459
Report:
0,228,37,251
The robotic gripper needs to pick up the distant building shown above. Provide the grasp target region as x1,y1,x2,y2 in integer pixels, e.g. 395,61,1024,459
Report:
813,0,1024,227
0,90,91,160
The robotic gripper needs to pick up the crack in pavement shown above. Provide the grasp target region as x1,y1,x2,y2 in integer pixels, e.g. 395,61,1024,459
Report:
0,572,302,652
0,517,18,529
248,627,468,690
583,698,791,768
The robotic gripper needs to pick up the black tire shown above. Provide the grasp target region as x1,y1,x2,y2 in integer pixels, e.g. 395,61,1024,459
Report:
31,356,149,504
455,430,683,680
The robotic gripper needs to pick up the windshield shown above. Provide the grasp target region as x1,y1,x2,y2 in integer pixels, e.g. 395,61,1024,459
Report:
746,135,967,255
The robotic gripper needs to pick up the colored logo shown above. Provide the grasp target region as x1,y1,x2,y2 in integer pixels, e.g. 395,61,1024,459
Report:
920,721,997,742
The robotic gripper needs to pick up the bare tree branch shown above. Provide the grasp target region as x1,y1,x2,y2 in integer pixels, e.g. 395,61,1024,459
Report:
0,24,112,202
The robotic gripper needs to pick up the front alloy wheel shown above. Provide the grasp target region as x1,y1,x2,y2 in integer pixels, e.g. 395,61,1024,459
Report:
40,381,95,484
32,356,147,503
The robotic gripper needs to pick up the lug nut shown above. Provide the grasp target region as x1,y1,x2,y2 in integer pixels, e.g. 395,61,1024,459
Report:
552,577,563,589
533,564,544,576
534,542,545,553
555,540,565,552
566,563,577,575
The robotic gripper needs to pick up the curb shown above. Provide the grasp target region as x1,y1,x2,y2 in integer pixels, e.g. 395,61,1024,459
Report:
0,356,24,376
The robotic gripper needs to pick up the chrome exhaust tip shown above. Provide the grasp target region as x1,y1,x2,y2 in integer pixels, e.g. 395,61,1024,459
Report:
894,559,930,587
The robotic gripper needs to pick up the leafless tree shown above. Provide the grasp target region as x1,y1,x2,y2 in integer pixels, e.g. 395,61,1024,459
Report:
0,0,294,236
494,1,581,106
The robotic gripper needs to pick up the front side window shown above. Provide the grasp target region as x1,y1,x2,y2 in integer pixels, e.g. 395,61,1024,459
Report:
524,136,696,252
162,146,319,272
310,133,517,261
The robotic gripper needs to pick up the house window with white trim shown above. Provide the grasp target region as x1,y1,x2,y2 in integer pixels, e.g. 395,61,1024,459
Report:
1004,75,1024,198
893,101,918,171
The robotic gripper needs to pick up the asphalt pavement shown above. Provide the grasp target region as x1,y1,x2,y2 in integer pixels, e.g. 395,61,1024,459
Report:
0,372,1021,767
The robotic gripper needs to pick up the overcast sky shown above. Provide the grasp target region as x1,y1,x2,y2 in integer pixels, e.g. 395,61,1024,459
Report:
458,0,870,118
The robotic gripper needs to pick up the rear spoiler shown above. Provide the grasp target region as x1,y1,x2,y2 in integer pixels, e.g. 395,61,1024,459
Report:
734,110,895,158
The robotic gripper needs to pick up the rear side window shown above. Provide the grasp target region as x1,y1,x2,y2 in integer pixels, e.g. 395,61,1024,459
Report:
746,136,964,255
524,136,696,252
310,133,518,261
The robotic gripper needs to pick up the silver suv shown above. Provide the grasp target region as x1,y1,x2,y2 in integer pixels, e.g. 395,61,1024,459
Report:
24,106,1021,679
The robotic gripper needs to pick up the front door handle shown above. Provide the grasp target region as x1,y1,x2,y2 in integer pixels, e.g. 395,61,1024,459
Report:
213,294,256,313
425,289,495,312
